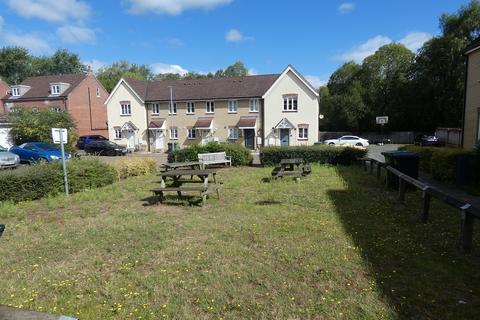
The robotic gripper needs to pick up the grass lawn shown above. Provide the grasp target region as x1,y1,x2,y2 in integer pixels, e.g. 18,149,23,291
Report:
0,164,479,319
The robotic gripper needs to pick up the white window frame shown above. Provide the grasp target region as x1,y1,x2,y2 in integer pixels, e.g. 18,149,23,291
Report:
206,101,215,114
11,87,20,97
187,128,196,139
120,102,131,116
32,106,38,112
51,106,61,113
51,85,61,95
298,126,309,140
96,87,101,98
168,102,177,115
152,103,160,115
114,128,122,140
228,100,238,113
187,102,195,114
249,99,259,112
228,127,239,140
170,127,178,140
283,96,298,112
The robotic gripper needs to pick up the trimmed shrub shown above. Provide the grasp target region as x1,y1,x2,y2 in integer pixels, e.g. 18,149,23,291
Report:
259,145,367,166
115,157,158,179
399,145,471,182
0,158,118,203
0,163,63,202
168,142,253,166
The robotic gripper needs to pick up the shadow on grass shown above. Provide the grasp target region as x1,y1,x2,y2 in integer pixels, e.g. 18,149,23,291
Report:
254,200,282,206
327,166,480,319
141,195,203,207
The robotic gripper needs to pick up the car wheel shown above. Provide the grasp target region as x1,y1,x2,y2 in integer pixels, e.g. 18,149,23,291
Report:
328,142,335,145
355,143,363,147
108,150,116,156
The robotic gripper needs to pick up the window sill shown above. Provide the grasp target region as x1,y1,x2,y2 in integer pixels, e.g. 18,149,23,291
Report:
168,113,177,116
206,112,215,114
298,138,308,141
249,110,259,113
151,113,160,116
186,113,195,115
120,114,131,117
282,110,298,113
228,111,238,114
187,137,197,140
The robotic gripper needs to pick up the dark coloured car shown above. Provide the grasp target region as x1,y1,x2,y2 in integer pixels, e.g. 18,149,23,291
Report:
85,140,127,156
414,134,439,146
76,135,108,150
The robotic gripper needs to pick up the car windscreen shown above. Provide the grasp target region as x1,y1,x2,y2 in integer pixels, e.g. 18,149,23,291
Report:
35,143,59,151
0,145,6,151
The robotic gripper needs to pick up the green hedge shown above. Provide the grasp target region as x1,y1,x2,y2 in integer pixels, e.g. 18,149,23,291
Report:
259,145,367,166
399,145,472,182
168,142,253,166
0,158,117,203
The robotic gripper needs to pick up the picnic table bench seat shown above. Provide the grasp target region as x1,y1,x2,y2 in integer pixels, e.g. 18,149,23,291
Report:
151,184,220,205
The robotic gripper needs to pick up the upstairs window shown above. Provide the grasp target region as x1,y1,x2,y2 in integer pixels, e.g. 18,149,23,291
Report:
283,96,298,112
249,99,259,112
228,100,238,113
168,102,177,115
120,102,131,115
11,87,20,97
152,103,160,115
206,101,215,113
51,85,61,95
187,102,195,114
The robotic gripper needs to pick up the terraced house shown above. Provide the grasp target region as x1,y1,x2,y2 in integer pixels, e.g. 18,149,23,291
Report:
105,65,319,152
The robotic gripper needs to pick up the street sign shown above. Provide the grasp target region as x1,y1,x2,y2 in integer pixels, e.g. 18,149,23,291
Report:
51,128,69,196
376,116,389,125
52,128,68,144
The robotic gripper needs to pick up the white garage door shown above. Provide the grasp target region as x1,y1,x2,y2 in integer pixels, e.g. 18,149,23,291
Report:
0,127,12,148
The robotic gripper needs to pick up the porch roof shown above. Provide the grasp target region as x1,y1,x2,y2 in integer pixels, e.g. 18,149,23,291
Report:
194,117,213,129
274,118,295,129
148,119,166,129
121,121,138,131
237,117,257,129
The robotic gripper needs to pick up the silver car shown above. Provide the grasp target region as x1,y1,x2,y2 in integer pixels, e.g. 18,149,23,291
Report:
0,145,20,169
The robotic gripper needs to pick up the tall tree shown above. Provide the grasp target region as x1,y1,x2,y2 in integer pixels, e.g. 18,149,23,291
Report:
96,61,153,92
0,47,32,84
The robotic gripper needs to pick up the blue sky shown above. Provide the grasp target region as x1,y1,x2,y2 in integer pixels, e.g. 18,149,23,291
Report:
0,0,471,87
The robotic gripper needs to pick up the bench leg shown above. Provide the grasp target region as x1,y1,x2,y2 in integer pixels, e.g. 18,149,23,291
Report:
201,193,207,206
177,191,182,199
159,191,165,204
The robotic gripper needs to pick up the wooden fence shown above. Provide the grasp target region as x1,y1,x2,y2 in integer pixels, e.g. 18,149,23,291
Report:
359,157,480,253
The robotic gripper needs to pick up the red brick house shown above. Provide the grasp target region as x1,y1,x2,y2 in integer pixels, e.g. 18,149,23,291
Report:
1,73,108,136
0,79,9,113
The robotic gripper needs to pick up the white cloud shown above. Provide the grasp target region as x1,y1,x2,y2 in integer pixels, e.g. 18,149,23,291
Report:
338,2,355,14
305,75,328,89
0,16,4,33
127,0,232,15
226,29,254,42
4,32,52,54
167,38,185,47
83,59,107,73
337,35,392,63
57,25,95,44
6,0,91,22
399,32,432,52
248,68,258,76
151,63,188,75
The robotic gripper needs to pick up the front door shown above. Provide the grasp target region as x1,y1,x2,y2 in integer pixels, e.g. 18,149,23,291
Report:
244,129,255,150
155,131,164,151
280,129,290,146
126,130,135,150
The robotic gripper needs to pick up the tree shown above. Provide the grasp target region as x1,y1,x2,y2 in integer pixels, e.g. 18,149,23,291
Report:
96,61,153,92
8,108,77,149
0,47,32,84
214,61,249,78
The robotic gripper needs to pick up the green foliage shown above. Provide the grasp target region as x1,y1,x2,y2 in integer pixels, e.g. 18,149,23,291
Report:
0,158,117,203
259,145,367,166
399,145,471,182
8,108,78,151
0,163,63,202
115,157,158,179
168,142,253,166
0,47,86,84
96,61,153,92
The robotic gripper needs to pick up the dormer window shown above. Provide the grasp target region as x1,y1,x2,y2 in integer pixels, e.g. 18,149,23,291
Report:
51,85,61,95
11,87,20,97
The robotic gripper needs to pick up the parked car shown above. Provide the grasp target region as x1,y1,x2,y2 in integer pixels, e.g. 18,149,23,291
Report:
414,134,439,146
10,142,71,164
0,145,20,169
76,135,108,150
323,135,369,147
85,140,127,156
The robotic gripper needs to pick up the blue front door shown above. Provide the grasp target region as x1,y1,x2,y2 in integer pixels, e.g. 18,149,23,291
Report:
280,129,290,146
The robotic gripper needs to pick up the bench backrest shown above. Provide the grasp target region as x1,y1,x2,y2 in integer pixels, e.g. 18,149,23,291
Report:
198,152,227,162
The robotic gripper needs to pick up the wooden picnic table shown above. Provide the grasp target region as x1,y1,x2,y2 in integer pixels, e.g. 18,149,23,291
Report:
153,168,220,205
280,158,303,171
271,158,311,180
161,161,202,171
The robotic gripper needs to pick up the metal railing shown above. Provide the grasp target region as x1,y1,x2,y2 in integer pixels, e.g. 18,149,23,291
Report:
359,157,479,253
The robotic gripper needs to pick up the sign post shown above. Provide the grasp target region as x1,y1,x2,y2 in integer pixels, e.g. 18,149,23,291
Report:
52,128,69,196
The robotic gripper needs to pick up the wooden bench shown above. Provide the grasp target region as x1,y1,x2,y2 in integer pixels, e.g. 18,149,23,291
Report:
151,185,220,205
198,152,231,169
